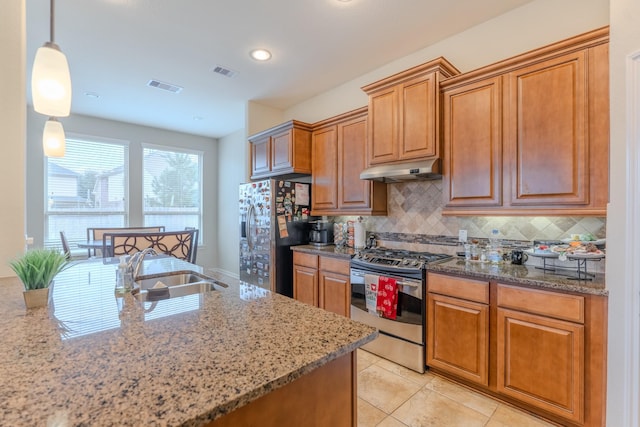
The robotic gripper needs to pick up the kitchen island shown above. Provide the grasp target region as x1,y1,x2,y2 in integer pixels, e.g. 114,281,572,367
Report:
0,257,377,426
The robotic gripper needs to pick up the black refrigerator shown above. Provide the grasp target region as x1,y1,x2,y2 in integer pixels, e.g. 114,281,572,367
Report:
239,179,312,297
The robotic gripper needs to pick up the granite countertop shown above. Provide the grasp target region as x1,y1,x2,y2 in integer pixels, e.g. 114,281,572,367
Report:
291,244,355,260
0,257,376,426
428,258,607,296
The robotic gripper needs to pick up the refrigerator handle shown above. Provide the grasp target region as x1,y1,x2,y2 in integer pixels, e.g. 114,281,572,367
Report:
246,204,254,249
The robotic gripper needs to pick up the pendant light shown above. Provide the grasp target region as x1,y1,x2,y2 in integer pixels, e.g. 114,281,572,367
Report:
43,117,66,158
31,0,72,117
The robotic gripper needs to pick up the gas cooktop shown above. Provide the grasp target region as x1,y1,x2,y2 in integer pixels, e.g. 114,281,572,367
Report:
351,248,451,272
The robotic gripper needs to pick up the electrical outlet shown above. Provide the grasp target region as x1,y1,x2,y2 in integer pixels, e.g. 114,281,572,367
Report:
458,229,467,243
25,236,34,245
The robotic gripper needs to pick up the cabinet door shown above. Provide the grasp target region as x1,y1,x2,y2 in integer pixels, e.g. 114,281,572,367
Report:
251,135,271,177
427,293,489,386
497,308,584,423
368,86,398,165
319,271,350,317
338,115,370,210
399,72,437,160
507,51,588,206
293,264,318,307
443,77,502,208
271,129,294,172
311,126,338,212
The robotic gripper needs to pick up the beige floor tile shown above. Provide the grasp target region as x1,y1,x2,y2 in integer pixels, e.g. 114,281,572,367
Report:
358,398,387,427
375,358,435,387
376,416,409,427
392,388,489,427
485,404,557,427
426,375,498,417
358,349,382,371
358,364,423,414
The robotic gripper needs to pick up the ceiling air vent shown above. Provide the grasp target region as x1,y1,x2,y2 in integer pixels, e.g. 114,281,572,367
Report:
147,79,183,94
212,65,238,78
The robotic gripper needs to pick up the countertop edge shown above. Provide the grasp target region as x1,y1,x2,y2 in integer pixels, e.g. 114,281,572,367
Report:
427,261,608,296
200,330,378,423
290,244,354,260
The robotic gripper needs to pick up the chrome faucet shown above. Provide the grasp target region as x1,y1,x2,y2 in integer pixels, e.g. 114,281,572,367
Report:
127,248,158,282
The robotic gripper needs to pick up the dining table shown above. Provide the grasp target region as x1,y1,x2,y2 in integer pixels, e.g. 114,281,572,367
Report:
77,240,112,257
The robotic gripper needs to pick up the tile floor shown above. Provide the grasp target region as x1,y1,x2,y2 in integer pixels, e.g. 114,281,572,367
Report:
357,350,557,427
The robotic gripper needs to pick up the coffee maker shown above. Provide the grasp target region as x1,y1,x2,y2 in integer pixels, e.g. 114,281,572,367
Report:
309,220,333,246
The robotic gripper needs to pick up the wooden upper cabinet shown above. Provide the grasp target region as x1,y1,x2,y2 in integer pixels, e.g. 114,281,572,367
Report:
440,26,609,216
249,121,313,180
311,125,339,212
251,134,271,178
442,76,503,208
507,51,588,206
311,108,387,216
362,57,460,167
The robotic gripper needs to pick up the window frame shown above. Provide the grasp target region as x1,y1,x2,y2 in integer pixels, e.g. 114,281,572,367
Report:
140,143,204,243
43,133,130,249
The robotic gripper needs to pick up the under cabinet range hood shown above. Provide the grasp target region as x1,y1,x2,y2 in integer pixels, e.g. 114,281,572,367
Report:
359,159,441,183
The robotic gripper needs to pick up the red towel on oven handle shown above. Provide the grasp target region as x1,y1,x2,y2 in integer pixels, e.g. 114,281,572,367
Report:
376,276,398,320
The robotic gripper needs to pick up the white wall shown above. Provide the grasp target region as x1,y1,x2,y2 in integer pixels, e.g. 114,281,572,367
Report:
247,101,284,138
25,111,219,270
215,128,247,275
607,0,640,424
0,0,26,278
284,0,609,123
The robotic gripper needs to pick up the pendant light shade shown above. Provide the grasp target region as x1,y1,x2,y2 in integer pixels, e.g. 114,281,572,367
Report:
32,42,72,117
31,0,71,117
43,117,66,157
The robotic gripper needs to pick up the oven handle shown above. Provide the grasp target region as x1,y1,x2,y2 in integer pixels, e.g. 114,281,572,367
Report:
350,269,421,288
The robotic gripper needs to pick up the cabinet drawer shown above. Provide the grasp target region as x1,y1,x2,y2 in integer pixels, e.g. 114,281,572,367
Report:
497,283,584,323
319,256,350,275
293,252,318,269
427,273,489,304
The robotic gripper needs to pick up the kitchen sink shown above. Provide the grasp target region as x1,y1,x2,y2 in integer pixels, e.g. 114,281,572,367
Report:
133,271,227,302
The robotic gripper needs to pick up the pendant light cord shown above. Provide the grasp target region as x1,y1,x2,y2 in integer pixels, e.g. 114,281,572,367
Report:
50,0,55,43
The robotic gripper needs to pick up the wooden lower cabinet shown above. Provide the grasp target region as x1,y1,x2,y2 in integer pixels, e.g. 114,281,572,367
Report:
426,273,607,427
427,273,489,386
208,352,357,427
497,307,584,423
293,252,350,317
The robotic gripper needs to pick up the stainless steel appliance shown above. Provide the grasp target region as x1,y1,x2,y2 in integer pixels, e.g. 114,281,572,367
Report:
350,248,451,373
239,179,312,297
309,220,333,246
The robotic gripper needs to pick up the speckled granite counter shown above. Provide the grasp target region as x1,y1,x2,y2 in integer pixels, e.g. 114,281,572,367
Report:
428,258,607,296
0,257,376,426
291,244,355,260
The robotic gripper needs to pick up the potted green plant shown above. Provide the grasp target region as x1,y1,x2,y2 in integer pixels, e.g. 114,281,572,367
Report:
9,248,69,309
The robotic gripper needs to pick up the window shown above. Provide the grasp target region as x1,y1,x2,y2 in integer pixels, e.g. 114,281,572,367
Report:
45,136,128,248
142,145,202,237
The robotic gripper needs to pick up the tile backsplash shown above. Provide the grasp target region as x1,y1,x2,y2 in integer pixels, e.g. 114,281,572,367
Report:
336,180,606,243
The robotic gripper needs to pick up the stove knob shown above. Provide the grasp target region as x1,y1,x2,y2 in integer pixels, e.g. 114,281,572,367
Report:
402,259,409,265
411,260,419,266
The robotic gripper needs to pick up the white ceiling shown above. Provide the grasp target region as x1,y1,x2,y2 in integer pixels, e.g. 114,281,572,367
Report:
26,0,533,139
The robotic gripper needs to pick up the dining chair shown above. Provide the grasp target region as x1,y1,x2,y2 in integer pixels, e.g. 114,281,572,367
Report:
106,229,197,262
87,226,166,257
60,231,72,260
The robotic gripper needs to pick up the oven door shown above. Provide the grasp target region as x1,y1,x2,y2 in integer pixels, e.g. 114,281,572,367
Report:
350,268,424,345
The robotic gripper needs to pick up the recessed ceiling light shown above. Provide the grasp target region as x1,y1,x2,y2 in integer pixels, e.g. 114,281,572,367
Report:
250,49,272,61
84,91,100,99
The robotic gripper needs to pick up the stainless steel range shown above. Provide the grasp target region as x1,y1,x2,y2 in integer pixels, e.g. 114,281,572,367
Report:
350,248,451,373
